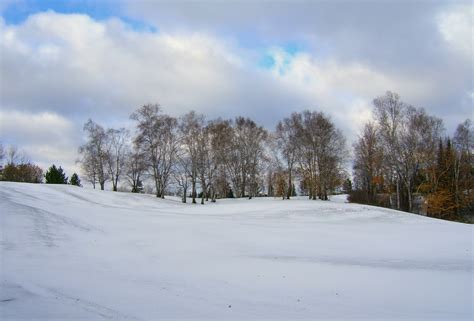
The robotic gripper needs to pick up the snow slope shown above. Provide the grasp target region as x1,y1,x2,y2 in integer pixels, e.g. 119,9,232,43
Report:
0,182,472,320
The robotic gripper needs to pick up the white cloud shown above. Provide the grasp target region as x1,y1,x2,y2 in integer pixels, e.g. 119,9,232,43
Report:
1,10,471,178
0,11,253,121
264,50,436,136
437,4,473,61
0,110,79,174
1,11,438,129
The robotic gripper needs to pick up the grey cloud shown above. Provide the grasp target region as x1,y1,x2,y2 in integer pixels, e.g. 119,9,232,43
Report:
123,0,472,128
0,110,81,174
0,12,309,127
0,4,472,174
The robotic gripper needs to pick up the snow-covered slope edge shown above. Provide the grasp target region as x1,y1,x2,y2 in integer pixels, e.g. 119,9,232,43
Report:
1,182,472,320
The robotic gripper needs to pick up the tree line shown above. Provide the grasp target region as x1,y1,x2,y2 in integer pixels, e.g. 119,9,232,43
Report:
2,91,469,222
0,145,43,183
78,105,347,204
351,91,473,222
0,144,81,186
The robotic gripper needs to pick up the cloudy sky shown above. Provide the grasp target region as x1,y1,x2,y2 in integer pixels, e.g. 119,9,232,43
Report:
0,0,472,175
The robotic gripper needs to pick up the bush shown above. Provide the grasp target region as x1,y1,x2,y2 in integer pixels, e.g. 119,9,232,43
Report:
1,163,43,183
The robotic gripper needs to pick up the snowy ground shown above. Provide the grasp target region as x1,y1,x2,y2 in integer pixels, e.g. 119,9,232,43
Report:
0,182,472,321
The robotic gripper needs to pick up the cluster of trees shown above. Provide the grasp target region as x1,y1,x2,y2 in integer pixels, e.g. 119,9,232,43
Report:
270,111,347,200
0,144,82,186
2,91,470,222
44,164,81,186
351,91,473,221
78,104,348,203
78,120,129,191
0,145,43,183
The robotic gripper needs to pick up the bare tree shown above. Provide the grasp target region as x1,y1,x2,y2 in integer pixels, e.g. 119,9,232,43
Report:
208,119,234,199
156,115,180,198
219,120,243,198
79,119,110,190
196,125,214,204
131,104,179,198
0,143,5,163
373,91,405,209
453,119,474,213
275,113,300,199
179,111,205,204
403,107,443,211
296,111,346,200
231,117,268,199
361,92,444,212
352,122,384,203
106,127,129,192
78,149,98,189
131,104,161,197
125,145,147,193
6,145,29,165
174,149,191,203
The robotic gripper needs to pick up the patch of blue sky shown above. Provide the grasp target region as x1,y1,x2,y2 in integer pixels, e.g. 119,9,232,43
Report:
2,0,157,33
258,42,305,73
258,54,276,69
2,0,117,23
282,42,305,55
119,16,158,33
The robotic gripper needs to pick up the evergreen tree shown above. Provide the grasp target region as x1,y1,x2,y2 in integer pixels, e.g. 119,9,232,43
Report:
70,173,82,187
342,178,352,194
45,164,68,184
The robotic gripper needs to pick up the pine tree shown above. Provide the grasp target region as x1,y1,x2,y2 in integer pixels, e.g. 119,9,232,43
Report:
45,164,68,184
70,173,82,187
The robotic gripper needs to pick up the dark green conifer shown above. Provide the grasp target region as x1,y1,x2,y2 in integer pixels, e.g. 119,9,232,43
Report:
45,164,68,184
70,173,81,187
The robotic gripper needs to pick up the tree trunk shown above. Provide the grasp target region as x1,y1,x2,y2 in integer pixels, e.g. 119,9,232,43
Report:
396,177,400,210
407,181,413,213
286,170,292,200
154,177,160,198
182,186,187,203
454,159,460,215
192,179,196,204
211,187,216,203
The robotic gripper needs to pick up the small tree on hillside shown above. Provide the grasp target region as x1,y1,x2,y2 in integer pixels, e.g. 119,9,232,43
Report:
45,164,68,184
70,173,82,186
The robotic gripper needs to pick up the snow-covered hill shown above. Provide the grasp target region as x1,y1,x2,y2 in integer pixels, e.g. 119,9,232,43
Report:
1,182,472,320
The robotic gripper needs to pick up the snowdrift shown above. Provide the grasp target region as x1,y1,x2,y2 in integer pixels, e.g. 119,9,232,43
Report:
0,182,472,320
